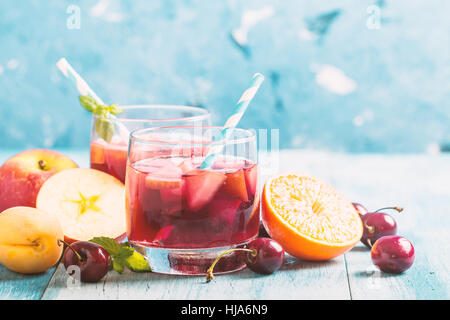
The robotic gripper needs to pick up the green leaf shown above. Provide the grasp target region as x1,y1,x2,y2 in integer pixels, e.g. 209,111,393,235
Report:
78,95,123,142
92,105,108,117
89,237,121,256
89,236,151,274
124,251,152,272
95,118,114,143
116,246,134,260
112,259,125,274
108,104,123,116
79,95,99,113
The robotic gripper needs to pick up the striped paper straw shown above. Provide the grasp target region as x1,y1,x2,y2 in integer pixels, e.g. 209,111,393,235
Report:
56,58,130,142
199,73,264,169
56,58,105,105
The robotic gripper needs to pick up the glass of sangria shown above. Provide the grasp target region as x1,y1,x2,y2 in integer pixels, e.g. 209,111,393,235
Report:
90,105,211,183
126,126,259,275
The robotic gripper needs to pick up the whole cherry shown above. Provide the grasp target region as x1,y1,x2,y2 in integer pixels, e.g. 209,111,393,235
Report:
352,202,368,215
371,235,415,274
62,241,111,283
360,206,403,248
206,238,285,282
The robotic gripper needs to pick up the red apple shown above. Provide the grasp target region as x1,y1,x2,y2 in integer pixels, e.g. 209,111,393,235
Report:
0,149,78,212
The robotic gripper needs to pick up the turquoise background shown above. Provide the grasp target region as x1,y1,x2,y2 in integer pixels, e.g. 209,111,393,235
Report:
0,0,449,153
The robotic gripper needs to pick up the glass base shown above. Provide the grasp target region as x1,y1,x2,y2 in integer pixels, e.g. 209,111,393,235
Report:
131,242,252,275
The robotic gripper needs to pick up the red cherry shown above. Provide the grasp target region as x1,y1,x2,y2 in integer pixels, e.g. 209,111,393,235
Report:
245,238,285,274
206,237,285,282
63,241,111,283
371,235,415,274
360,206,403,248
352,202,368,215
361,212,397,247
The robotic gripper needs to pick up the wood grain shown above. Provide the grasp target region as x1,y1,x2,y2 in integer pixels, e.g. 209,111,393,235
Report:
41,254,350,300
0,265,56,300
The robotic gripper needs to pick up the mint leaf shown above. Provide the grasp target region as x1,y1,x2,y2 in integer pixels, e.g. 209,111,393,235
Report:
78,95,124,143
95,118,114,143
112,259,125,274
89,237,121,256
124,251,151,272
108,104,123,116
89,237,151,274
92,105,108,117
116,246,134,261
79,95,98,112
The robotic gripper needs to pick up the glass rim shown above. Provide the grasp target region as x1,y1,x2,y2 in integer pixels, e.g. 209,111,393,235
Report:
92,104,210,124
130,125,256,147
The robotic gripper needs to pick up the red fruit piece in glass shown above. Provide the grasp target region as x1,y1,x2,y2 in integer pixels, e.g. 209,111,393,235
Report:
220,169,249,202
244,163,258,196
207,196,242,228
184,170,226,211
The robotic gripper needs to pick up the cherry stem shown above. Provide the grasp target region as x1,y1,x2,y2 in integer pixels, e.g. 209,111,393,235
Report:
206,248,257,283
57,239,84,262
374,206,403,213
367,238,373,248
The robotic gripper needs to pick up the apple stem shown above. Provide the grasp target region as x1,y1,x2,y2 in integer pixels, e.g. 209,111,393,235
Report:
374,206,403,213
206,248,256,283
58,239,84,262
38,160,48,171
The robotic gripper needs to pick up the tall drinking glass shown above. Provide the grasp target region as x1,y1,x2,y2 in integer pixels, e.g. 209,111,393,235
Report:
126,126,259,275
90,105,211,183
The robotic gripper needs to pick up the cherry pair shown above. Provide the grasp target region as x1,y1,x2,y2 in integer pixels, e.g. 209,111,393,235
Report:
353,203,415,274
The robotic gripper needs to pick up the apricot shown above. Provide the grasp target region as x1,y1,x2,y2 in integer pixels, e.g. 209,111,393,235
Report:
0,206,64,274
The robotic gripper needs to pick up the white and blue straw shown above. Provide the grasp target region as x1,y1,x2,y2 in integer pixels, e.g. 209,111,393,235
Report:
199,73,264,169
56,58,130,141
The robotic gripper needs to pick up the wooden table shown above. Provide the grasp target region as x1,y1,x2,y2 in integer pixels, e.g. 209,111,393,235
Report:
1,149,449,300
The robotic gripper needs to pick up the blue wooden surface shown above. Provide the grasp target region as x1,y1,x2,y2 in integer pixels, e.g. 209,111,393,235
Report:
0,149,449,300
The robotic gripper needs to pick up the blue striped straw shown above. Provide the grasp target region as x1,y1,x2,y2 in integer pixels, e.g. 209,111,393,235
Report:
199,73,264,169
56,58,130,142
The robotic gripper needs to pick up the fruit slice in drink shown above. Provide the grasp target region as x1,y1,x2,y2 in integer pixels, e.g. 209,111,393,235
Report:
184,169,227,212
90,140,128,183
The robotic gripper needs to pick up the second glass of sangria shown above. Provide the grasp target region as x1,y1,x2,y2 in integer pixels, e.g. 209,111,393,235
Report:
125,126,259,275
90,105,211,183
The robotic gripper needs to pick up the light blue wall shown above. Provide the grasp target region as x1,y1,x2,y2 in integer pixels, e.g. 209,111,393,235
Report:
0,0,449,152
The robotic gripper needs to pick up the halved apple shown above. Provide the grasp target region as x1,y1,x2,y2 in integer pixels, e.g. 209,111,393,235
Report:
36,168,126,243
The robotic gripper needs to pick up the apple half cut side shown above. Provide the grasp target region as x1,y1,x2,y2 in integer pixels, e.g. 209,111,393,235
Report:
36,168,126,243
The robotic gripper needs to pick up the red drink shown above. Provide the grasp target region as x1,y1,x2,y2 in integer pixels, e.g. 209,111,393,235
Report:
126,156,259,249
89,105,211,183
90,140,128,183
126,125,257,274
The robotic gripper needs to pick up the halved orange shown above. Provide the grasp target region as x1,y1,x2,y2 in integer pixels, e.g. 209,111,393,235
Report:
262,172,363,261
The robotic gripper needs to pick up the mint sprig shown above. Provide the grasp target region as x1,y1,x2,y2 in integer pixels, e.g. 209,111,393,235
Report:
79,95,123,143
89,237,151,274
